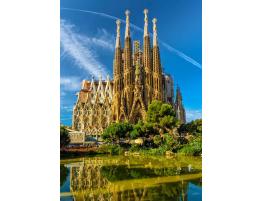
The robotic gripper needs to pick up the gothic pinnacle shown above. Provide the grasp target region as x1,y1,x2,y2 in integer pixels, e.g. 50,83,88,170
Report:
125,10,130,38
99,72,102,81
152,18,158,46
106,74,110,81
115,19,121,48
143,9,149,37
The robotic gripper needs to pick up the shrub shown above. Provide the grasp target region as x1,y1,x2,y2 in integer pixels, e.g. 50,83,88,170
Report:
60,125,70,148
130,128,140,139
130,144,141,152
153,135,162,146
102,122,133,143
98,144,124,155
178,136,202,156
178,119,202,136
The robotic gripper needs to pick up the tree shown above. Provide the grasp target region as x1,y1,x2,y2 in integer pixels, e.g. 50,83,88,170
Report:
178,119,202,136
146,100,179,132
141,122,156,137
178,136,202,155
130,120,144,139
102,122,133,143
60,125,70,148
146,100,162,124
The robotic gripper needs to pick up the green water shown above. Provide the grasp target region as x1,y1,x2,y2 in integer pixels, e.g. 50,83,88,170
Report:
60,155,202,201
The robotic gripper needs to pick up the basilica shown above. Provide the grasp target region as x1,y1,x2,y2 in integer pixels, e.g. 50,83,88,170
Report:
72,9,186,137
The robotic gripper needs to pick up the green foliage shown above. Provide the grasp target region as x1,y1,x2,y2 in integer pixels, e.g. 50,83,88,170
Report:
130,120,144,139
130,144,141,152
130,129,139,139
102,122,133,143
178,136,202,156
153,135,162,146
142,122,156,136
98,144,124,155
178,119,202,136
146,100,178,131
163,134,174,149
146,100,162,123
159,115,177,129
143,146,169,155
159,103,176,117
60,125,70,148
99,102,202,156
130,121,156,139
60,165,69,187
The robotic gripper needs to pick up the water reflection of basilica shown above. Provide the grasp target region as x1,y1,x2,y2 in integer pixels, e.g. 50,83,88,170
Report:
61,157,202,201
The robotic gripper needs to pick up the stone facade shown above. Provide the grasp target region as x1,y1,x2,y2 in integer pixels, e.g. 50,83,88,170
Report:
112,10,166,123
72,75,113,137
72,9,186,136
68,131,85,144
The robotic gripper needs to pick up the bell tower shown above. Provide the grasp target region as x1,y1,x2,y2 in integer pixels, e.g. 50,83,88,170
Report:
152,18,163,101
123,10,134,118
112,19,123,121
143,9,153,107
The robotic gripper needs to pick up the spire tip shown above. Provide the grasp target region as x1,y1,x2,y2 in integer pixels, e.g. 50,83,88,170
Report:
125,10,130,16
116,19,120,25
152,18,157,24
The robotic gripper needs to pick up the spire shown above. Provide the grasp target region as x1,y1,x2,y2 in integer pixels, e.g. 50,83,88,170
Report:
106,74,110,81
152,18,158,46
90,76,96,96
143,9,149,37
176,85,182,102
115,19,121,48
175,85,186,124
125,10,130,38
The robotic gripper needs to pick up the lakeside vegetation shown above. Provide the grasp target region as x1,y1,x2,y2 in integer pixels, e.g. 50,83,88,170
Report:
60,101,202,156
101,101,201,156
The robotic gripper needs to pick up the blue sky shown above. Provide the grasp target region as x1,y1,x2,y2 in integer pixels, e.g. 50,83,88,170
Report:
60,0,202,125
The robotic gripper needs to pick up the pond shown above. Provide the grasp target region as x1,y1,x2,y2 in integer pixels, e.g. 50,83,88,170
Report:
60,155,202,201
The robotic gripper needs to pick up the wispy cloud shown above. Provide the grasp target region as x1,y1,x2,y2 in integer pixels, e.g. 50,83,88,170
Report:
60,19,114,78
186,109,202,122
60,76,82,91
61,8,201,69
61,106,73,113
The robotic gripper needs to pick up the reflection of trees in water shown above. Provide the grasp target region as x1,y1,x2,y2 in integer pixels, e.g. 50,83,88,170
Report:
101,165,201,182
60,165,69,187
67,158,201,201
188,178,202,188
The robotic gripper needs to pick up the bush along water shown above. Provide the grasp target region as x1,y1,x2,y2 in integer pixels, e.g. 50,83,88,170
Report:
101,101,202,156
